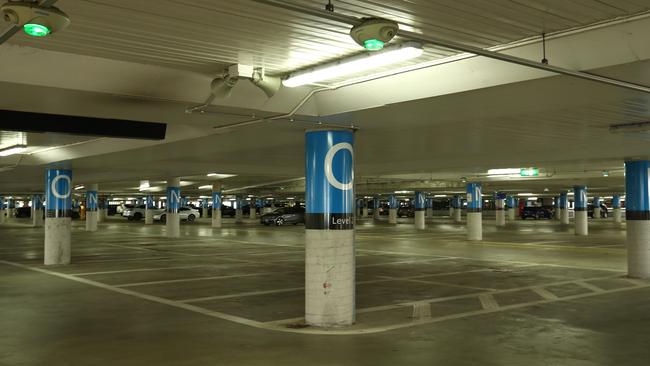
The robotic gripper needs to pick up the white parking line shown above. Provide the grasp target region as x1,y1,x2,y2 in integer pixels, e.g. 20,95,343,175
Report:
478,294,499,310
114,271,299,288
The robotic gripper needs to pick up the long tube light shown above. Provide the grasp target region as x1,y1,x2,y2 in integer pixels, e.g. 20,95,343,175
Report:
283,41,424,87
0,144,28,156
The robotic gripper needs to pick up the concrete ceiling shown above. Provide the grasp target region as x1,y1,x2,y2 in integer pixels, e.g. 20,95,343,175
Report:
1,0,650,198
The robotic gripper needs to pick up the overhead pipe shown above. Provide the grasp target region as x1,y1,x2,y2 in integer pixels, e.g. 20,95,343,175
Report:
252,0,650,94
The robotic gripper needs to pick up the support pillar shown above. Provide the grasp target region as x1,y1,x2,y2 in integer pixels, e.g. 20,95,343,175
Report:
44,169,72,265
554,196,561,220
97,196,107,223
166,178,181,238
388,194,398,224
574,186,588,236
453,195,462,223
495,192,505,227
448,199,454,217
31,195,44,227
0,196,6,224
212,183,222,228
235,197,243,223
144,195,154,225
466,183,482,241
372,196,380,221
426,198,433,218
305,129,355,327
85,184,98,232
625,161,650,278
362,200,369,218
613,194,622,223
7,198,15,221
559,193,569,225
249,197,257,220
506,196,516,221
414,191,425,230
593,196,601,219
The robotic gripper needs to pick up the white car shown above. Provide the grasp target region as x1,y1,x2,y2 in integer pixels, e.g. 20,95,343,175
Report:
122,205,147,221
153,207,200,223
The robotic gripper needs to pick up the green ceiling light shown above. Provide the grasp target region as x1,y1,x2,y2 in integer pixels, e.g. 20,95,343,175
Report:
363,39,385,51
23,23,50,37
520,168,539,177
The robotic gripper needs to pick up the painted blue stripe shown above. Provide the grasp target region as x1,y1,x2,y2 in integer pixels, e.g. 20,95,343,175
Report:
613,195,621,209
573,186,587,209
625,160,650,213
466,183,482,210
414,192,426,209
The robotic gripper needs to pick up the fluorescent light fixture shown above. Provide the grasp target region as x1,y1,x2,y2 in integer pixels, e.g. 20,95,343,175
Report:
434,194,447,198
206,173,236,178
283,42,424,87
139,180,150,191
0,144,28,157
74,185,85,190
517,193,535,196
527,197,538,201
198,185,212,190
395,190,413,194
286,197,295,200
487,168,520,175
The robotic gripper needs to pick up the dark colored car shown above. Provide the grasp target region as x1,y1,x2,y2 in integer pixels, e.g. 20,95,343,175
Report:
15,207,31,218
260,207,305,226
397,206,415,218
588,204,608,218
378,203,390,215
521,206,553,220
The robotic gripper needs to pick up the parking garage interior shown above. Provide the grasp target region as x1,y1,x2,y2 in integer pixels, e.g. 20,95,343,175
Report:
2,1,650,365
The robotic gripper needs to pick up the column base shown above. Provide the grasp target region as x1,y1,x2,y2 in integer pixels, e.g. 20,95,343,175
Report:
212,209,222,228
44,217,71,265
496,210,505,227
614,208,622,223
235,209,243,224
166,212,180,238
561,209,570,225
145,210,153,225
627,220,650,279
305,229,355,327
454,210,462,223
33,209,44,227
575,211,588,235
467,212,482,241
86,211,98,232
415,210,425,230
593,208,601,220
388,209,397,224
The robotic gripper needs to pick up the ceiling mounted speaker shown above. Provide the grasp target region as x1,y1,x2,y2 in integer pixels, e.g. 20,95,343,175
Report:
251,68,281,98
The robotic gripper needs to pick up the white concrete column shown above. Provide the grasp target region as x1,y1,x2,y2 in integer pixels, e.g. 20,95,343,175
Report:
454,207,462,223
414,192,426,230
166,177,181,238
574,186,588,236
466,183,482,241
625,161,650,278
372,197,380,221
249,198,257,220
388,195,398,224
495,197,505,227
32,194,44,227
212,183,222,228
613,194,622,223
85,184,99,232
144,195,154,225
44,169,73,265
304,129,355,327
593,196,601,220
235,197,243,224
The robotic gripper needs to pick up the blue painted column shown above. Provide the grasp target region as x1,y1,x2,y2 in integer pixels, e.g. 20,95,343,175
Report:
304,129,355,327
593,196,602,219
235,196,243,223
85,184,99,232
373,196,380,221
201,198,209,219
144,194,155,225
495,192,506,227
44,169,73,265
211,183,222,228
559,193,569,224
452,195,462,223
553,196,561,220
613,194,622,223
414,191,426,230
466,183,482,240
574,186,588,235
388,194,398,224
506,196,516,221
426,198,433,218
31,194,44,227
625,161,650,278
0,195,5,224
166,177,181,238
7,197,15,219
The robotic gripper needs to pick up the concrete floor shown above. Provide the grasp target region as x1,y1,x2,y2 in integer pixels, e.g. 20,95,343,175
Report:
1,215,649,365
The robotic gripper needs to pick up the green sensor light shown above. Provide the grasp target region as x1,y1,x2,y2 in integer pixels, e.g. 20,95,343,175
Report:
363,39,385,51
23,23,51,37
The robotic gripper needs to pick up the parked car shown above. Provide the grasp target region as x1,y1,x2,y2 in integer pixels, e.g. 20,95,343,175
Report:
397,206,415,218
521,206,553,220
260,206,305,226
588,204,608,218
122,205,147,221
378,203,390,215
153,207,200,223
15,207,31,218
